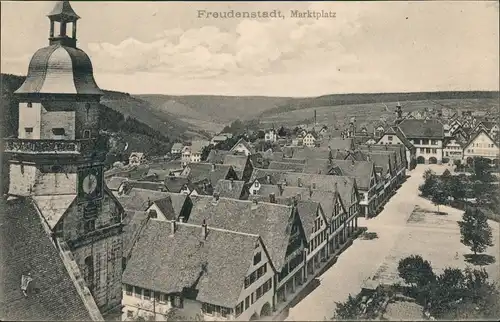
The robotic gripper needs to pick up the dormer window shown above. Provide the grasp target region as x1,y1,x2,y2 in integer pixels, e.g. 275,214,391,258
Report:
25,127,33,134
52,128,65,136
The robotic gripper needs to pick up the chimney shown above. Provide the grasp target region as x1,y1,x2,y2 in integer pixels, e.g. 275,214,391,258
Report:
179,216,185,223
309,186,313,197
351,159,355,165
211,163,216,171
252,199,259,209
296,192,301,200
170,219,177,235
344,180,347,186
335,182,338,191
201,220,208,239
367,155,371,162
312,182,316,189
229,178,234,190
266,174,271,184
292,196,298,207
147,197,152,207
298,178,302,187
269,193,276,203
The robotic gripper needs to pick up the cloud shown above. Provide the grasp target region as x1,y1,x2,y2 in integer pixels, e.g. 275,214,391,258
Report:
85,3,365,78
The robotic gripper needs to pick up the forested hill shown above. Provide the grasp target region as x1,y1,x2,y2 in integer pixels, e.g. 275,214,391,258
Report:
260,91,500,118
0,73,196,157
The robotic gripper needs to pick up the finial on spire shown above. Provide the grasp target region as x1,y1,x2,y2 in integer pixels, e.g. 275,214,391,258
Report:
47,1,80,47
48,1,80,21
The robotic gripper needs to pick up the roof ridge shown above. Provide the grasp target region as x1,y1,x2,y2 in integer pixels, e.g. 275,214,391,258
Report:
174,221,260,238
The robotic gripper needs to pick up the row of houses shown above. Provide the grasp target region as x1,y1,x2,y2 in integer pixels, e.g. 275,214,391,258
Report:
116,185,359,320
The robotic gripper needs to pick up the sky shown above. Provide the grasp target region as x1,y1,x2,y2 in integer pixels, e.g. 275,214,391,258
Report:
1,1,499,96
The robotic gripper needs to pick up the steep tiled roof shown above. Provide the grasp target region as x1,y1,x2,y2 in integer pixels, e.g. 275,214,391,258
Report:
281,186,343,219
303,159,374,190
214,179,246,200
117,188,171,211
105,176,129,191
268,161,305,172
123,221,259,308
223,154,248,169
124,180,168,193
250,169,356,208
230,138,255,154
1,198,94,321
251,183,282,197
398,119,444,139
326,138,355,150
164,176,191,193
463,128,499,150
295,200,321,239
184,163,235,186
123,210,149,259
206,150,231,164
188,196,294,270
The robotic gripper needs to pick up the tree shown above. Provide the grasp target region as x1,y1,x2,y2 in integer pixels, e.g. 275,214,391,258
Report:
447,175,466,201
256,130,265,139
200,145,214,162
423,169,435,181
458,207,493,255
473,157,492,182
441,169,452,180
432,188,448,213
397,255,436,288
334,294,360,320
419,174,440,198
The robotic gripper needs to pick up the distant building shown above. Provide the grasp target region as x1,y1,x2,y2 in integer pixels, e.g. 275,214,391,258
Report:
397,119,444,164
129,152,146,166
171,143,183,155
230,138,255,156
443,138,466,162
303,132,317,148
265,129,278,143
462,129,499,164
211,135,229,145
376,126,416,168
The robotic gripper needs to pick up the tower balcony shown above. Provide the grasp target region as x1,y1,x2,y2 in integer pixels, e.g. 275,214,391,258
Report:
3,137,108,158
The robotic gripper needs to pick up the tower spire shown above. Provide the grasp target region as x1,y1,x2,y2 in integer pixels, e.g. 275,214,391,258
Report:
48,1,80,47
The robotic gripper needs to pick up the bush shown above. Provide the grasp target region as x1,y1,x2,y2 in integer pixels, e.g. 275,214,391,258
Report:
397,255,436,288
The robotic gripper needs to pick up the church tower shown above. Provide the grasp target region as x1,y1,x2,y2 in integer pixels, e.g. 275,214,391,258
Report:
395,102,403,124
5,1,124,316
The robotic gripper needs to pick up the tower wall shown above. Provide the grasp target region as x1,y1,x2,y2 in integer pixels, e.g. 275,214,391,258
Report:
63,192,123,312
8,163,37,196
40,110,76,139
18,102,42,139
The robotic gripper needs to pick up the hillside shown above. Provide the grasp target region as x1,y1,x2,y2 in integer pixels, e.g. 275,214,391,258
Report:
259,91,500,118
137,94,293,131
260,98,500,132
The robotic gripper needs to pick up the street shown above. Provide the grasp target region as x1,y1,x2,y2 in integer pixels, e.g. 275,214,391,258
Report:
285,164,500,321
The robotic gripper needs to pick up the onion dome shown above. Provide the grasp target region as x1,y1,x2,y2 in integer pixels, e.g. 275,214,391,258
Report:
15,1,103,96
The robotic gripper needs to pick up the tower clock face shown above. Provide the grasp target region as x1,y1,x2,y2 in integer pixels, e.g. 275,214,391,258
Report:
83,174,97,194
79,166,103,201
